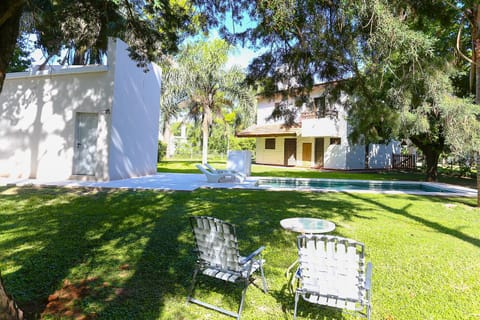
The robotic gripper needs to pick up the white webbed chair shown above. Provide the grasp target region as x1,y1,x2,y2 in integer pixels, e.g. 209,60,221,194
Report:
204,163,246,182
196,164,238,183
187,216,268,319
294,234,372,320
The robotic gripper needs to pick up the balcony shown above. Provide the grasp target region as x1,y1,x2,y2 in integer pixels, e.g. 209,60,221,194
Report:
300,109,338,120
300,114,343,137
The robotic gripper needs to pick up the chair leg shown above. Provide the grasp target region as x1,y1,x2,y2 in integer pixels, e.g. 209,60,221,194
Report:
293,291,300,320
237,279,249,320
259,258,268,293
186,268,199,304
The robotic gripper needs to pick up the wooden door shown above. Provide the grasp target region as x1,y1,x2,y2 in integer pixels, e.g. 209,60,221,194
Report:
314,138,324,168
302,143,312,162
284,139,297,166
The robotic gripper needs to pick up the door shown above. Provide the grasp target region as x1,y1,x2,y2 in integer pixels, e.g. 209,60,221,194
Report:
284,139,297,166
302,143,312,164
314,138,324,168
73,113,98,175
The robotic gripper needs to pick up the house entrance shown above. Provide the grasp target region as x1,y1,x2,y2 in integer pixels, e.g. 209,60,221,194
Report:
73,113,98,176
314,138,324,168
284,139,297,166
302,143,312,162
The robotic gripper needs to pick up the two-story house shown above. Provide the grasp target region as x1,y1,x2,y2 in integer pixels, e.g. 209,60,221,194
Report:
237,81,399,170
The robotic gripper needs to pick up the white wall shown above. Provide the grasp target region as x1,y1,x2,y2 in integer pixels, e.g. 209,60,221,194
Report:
0,66,113,180
345,145,366,170
108,38,161,180
368,141,401,169
324,145,347,169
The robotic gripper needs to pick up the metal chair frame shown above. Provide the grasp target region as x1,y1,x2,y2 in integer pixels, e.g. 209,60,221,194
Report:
187,216,268,319
293,234,372,320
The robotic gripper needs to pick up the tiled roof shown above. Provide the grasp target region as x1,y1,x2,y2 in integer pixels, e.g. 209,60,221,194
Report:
236,124,301,137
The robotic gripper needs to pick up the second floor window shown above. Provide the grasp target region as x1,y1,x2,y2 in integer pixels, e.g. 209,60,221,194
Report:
314,96,327,117
330,137,341,145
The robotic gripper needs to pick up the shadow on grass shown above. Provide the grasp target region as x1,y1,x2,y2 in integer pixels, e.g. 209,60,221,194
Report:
269,282,346,320
0,187,374,319
344,192,480,249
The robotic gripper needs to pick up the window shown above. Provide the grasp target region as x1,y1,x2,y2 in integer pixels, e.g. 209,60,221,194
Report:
314,96,327,117
265,138,276,150
330,137,341,145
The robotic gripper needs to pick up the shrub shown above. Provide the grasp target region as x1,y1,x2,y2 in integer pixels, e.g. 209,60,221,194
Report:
158,141,167,161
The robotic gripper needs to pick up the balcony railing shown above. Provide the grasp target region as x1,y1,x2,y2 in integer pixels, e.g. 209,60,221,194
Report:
300,109,338,120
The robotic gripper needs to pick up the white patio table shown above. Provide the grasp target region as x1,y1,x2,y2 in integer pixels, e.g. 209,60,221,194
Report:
280,217,335,234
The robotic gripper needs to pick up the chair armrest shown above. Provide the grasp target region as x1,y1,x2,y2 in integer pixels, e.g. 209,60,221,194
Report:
240,246,266,265
365,262,373,290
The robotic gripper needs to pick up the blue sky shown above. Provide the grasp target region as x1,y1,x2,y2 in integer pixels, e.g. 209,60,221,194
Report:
28,33,258,71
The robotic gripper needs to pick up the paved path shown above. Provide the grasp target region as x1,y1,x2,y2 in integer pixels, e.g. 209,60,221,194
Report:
0,173,260,191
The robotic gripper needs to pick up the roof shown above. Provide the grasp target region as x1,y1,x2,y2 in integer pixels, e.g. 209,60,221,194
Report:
5,65,109,80
236,123,301,137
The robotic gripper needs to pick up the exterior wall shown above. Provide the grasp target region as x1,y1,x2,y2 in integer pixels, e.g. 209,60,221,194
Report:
256,137,287,166
253,85,400,170
324,145,348,169
368,141,401,169
344,145,366,170
108,39,161,180
0,66,113,180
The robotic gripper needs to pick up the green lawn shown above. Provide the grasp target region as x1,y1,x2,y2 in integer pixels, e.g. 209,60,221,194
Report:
0,186,479,319
158,159,478,189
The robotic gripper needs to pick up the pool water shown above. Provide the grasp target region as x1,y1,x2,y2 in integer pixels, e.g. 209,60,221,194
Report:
256,178,456,193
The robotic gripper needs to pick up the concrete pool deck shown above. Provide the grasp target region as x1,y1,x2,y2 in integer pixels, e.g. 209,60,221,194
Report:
0,173,477,197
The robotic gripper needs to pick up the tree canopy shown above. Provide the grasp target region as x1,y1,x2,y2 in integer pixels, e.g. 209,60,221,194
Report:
199,0,479,186
0,0,196,92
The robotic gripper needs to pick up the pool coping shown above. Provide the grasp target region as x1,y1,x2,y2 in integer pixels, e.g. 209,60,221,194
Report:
246,177,477,197
0,174,477,197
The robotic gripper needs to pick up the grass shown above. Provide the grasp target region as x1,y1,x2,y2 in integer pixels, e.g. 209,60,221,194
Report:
1,186,479,319
158,159,478,189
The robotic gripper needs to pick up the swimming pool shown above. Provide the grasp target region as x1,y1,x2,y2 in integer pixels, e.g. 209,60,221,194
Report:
255,178,477,196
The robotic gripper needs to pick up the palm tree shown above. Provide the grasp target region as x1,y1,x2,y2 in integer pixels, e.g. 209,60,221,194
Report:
178,38,255,164
159,59,188,158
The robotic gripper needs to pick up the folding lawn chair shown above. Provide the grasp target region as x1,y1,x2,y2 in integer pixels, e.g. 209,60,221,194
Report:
293,234,372,319
187,216,268,319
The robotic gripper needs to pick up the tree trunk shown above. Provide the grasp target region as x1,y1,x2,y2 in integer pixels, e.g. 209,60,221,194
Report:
410,136,443,182
477,152,480,207
364,143,370,169
0,1,25,94
0,272,24,320
163,121,172,159
201,106,212,165
473,4,480,206
424,148,440,182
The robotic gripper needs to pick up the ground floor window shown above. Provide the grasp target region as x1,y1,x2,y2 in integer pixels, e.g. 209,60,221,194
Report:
265,138,276,149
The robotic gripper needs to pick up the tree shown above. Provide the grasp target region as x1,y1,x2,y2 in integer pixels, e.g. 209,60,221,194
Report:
159,59,189,158
6,34,31,73
200,0,477,185
0,272,24,320
176,38,255,164
0,0,194,93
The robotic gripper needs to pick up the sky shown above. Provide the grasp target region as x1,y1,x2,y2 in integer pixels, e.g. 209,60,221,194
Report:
28,34,258,71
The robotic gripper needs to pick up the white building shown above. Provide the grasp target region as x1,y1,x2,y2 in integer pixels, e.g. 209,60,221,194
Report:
0,38,162,181
237,82,399,169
